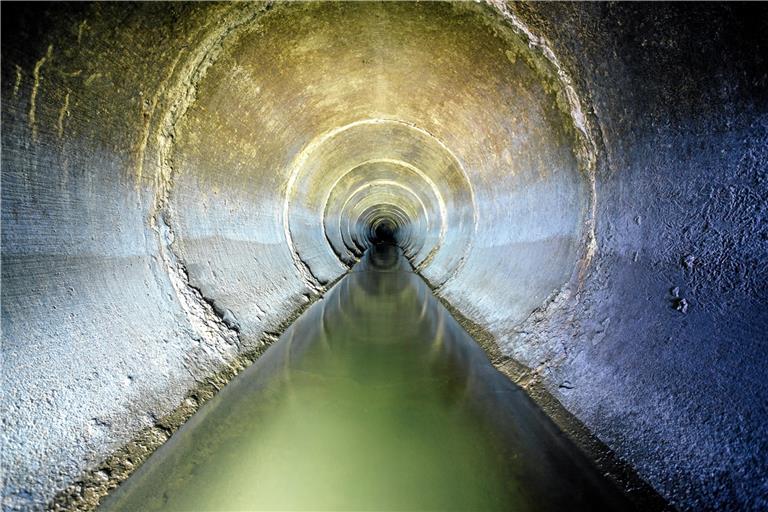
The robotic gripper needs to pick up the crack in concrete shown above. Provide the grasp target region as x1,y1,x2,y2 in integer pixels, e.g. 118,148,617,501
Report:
295,253,325,293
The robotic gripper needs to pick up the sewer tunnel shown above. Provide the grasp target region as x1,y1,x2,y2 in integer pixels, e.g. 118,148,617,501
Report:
1,2,767,511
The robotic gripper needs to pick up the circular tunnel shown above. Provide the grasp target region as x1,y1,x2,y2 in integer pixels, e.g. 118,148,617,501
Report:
167,2,592,309
2,2,767,511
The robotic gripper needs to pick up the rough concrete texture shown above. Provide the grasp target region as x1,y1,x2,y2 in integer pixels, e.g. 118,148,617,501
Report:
499,4,768,510
1,2,766,510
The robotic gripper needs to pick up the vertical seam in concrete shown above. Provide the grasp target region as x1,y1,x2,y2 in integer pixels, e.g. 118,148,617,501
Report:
486,0,599,292
141,2,275,357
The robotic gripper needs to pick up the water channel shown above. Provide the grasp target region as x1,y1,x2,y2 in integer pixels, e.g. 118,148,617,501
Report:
102,244,629,511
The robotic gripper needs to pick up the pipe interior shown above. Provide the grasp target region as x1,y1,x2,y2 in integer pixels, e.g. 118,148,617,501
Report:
2,2,767,511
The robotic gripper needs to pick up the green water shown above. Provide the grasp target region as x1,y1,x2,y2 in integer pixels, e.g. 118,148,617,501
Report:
103,245,629,511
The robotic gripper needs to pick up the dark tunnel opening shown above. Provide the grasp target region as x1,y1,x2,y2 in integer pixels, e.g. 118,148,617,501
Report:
369,218,399,245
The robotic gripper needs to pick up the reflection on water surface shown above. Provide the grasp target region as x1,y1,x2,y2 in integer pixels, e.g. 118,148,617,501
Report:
103,244,628,511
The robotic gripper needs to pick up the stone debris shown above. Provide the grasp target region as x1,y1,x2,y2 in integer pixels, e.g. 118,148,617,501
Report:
673,298,689,314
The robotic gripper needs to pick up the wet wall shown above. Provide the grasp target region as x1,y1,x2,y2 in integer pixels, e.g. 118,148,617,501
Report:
1,2,767,510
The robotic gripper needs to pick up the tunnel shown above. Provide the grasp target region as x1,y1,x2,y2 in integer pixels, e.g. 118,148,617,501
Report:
1,2,767,511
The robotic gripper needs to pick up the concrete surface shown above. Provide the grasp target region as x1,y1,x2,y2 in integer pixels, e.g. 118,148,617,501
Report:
1,2,766,510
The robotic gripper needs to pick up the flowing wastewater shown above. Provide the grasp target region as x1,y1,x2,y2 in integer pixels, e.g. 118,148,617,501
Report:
102,244,629,511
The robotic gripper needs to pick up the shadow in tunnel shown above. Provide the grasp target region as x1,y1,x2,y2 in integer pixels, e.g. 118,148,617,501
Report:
370,220,398,246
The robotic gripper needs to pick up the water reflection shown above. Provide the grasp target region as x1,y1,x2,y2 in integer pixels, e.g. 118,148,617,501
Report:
102,244,629,511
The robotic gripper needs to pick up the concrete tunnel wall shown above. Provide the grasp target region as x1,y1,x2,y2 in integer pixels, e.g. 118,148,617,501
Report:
1,2,766,510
